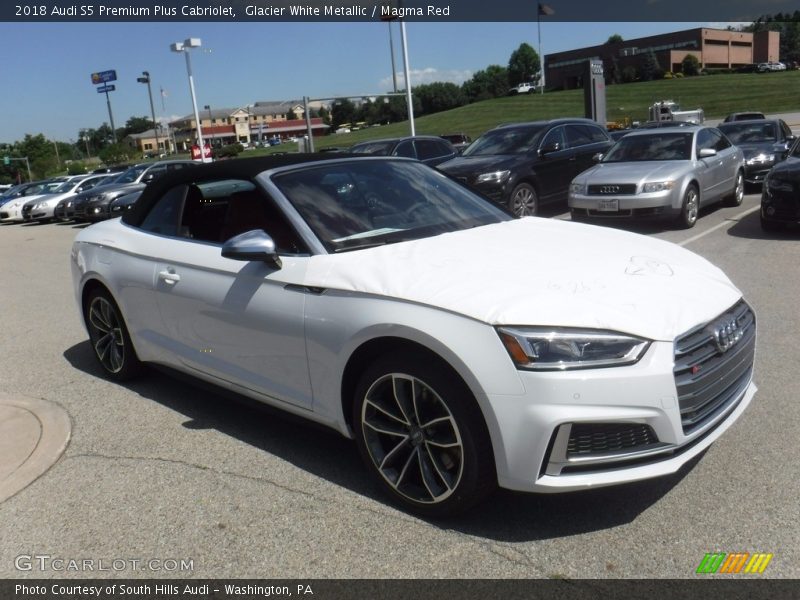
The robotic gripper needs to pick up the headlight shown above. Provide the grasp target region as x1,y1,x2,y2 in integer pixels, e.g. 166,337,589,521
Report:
475,170,510,184
642,181,675,193
497,327,651,371
569,182,585,195
767,176,793,192
746,153,775,165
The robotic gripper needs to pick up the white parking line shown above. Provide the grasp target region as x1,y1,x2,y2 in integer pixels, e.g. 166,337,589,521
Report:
678,205,761,246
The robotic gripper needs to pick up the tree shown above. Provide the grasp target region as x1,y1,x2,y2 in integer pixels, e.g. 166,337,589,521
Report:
640,50,663,81
607,34,624,44
98,142,136,165
413,82,466,116
318,105,330,124
285,110,297,120
507,43,540,86
681,54,701,76
621,65,638,83
462,65,510,102
124,116,154,136
331,99,357,128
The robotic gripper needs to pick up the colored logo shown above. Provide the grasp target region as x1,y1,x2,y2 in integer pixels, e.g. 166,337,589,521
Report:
696,552,773,574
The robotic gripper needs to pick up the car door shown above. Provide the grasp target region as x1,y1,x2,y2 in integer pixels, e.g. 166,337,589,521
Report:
565,123,613,179
710,128,739,196
142,180,315,409
535,125,574,201
695,128,726,204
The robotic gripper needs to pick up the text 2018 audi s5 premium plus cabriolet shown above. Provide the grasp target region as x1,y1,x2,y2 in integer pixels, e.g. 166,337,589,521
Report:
71,155,756,516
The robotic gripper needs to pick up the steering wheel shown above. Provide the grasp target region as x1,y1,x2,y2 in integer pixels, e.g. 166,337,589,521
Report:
405,202,432,223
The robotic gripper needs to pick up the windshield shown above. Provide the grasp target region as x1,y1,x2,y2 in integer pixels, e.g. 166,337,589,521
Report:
603,133,693,162
462,126,543,156
462,127,542,156
53,180,79,193
272,160,510,253
718,123,777,144
350,141,395,156
115,165,147,184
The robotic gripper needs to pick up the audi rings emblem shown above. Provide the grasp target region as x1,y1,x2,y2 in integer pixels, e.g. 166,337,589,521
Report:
600,185,620,194
711,317,743,353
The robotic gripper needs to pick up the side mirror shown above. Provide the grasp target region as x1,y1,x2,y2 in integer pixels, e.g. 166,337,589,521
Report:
698,148,717,158
592,152,604,162
142,172,155,184
539,141,561,156
221,229,282,268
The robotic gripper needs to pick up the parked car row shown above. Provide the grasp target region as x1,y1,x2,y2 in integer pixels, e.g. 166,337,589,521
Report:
0,160,196,226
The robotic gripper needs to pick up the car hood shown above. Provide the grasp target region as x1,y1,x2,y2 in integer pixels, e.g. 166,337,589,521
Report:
303,218,741,341
30,191,73,206
735,142,783,158
575,161,689,184
767,156,800,178
438,154,524,177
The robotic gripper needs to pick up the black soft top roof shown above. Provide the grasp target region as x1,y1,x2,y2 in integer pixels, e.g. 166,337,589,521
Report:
122,154,343,226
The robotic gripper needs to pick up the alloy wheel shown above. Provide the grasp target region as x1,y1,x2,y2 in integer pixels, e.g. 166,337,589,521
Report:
510,185,537,217
360,373,464,504
87,296,126,374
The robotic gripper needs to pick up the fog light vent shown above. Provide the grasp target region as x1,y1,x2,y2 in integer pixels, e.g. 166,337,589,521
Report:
567,423,658,457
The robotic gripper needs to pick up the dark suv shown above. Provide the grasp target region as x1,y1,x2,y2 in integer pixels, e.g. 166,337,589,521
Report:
438,119,614,216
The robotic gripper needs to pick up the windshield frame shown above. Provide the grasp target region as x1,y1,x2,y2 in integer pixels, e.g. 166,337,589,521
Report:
268,158,511,254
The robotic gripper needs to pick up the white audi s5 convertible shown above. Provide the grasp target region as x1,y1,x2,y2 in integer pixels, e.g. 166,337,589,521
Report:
71,155,756,516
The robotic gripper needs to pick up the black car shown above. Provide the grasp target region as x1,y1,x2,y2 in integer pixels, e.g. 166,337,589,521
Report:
108,189,143,216
718,119,795,186
439,133,472,153
723,111,766,123
349,136,457,167
761,138,800,231
438,118,614,216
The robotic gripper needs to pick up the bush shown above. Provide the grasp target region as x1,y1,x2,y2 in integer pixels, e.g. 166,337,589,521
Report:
663,71,674,79
67,162,87,175
214,143,243,159
674,72,684,78
681,54,700,76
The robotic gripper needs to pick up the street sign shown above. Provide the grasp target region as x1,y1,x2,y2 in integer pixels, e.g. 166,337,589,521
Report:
97,84,116,94
91,70,117,85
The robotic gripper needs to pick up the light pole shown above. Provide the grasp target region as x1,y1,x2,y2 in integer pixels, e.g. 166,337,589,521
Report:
137,71,161,156
204,104,213,147
170,38,208,161
399,21,415,135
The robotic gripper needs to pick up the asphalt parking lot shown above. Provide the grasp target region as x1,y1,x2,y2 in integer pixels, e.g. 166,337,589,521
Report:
0,193,798,579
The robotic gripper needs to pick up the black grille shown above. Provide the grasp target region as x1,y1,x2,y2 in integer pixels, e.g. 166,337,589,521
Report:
674,300,755,435
567,423,659,457
0,212,8,219
21,204,32,216
587,184,637,195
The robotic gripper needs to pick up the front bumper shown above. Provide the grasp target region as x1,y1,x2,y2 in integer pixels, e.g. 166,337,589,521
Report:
761,187,800,224
569,188,681,219
486,304,756,493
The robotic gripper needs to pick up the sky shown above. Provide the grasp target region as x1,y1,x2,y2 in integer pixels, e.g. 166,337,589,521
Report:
0,21,728,143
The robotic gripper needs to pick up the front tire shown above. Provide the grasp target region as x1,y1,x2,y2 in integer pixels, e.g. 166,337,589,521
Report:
352,355,496,517
83,287,142,381
677,184,699,229
508,183,538,217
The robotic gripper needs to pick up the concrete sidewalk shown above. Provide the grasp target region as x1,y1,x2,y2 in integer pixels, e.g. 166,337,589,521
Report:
0,394,71,503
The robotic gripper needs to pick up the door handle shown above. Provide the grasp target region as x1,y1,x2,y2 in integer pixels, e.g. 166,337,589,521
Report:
158,269,181,285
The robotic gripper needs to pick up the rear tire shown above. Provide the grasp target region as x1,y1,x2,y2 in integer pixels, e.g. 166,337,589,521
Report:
726,170,745,207
352,355,496,517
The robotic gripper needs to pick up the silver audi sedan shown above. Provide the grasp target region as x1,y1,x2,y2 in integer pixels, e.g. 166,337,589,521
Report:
569,126,745,228
71,155,756,516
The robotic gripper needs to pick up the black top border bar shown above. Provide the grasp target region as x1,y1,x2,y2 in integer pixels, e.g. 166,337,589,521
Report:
4,0,800,22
